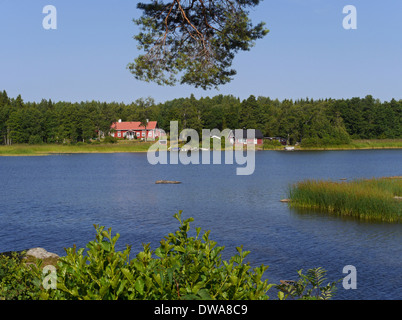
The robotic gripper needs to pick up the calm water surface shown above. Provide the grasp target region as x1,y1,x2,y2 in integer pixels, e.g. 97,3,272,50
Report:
0,150,401,300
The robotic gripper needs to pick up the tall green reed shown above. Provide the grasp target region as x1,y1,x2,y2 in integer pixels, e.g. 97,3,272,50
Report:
288,177,401,223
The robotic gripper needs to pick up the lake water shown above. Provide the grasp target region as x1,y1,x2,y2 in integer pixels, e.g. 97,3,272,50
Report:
0,149,401,300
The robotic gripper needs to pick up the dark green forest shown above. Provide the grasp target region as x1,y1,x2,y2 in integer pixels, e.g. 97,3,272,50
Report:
0,90,401,146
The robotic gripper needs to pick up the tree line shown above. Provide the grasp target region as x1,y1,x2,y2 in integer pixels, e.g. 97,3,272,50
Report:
0,90,401,146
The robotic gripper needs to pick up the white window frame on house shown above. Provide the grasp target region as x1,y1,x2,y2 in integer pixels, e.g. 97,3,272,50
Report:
142,131,145,137
117,132,121,137
136,132,140,137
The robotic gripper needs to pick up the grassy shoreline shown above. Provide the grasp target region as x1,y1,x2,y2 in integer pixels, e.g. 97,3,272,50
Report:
0,142,155,156
0,139,402,156
297,139,402,151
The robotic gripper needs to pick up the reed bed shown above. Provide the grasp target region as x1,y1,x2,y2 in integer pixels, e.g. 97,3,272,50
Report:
288,177,402,223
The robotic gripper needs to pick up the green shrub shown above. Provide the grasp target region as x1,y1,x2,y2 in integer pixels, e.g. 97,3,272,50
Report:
28,135,43,145
301,135,351,147
45,211,273,300
103,136,118,144
276,267,339,300
0,252,43,300
263,139,282,149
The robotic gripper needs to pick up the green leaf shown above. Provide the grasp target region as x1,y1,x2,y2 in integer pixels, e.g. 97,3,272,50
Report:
100,241,111,252
195,227,202,238
153,273,162,287
198,289,212,300
135,278,144,295
167,268,174,285
116,280,127,296
230,275,238,285
99,283,111,298
173,246,185,253
154,247,164,258
121,268,134,283
191,281,204,294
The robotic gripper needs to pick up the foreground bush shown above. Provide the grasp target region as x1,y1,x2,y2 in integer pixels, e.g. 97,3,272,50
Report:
1,212,338,300
48,212,272,300
0,252,43,300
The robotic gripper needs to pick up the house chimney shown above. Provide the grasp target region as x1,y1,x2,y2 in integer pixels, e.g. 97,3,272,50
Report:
118,119,122,123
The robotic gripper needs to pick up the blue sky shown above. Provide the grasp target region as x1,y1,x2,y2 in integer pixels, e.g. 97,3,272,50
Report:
0,0,401,103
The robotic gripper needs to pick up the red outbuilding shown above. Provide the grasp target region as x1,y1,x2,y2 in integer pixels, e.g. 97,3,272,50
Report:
228,129,264,145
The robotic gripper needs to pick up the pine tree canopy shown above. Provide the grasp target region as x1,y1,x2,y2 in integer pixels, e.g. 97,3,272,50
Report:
128,0,269,89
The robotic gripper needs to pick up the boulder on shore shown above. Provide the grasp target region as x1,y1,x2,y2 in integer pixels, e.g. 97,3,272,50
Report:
23,248,60,266
1,248,59,266
25,248,59,260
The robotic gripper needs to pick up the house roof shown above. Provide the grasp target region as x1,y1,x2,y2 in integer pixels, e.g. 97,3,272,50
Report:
111,121,157,131
233,129,264,139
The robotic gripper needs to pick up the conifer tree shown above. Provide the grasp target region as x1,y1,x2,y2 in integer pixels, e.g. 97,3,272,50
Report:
128,0,269,89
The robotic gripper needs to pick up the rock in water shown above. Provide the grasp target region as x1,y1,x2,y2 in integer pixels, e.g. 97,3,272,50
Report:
155,180,181,184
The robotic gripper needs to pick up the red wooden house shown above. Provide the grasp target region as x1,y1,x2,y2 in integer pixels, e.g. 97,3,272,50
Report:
110,120,164,140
